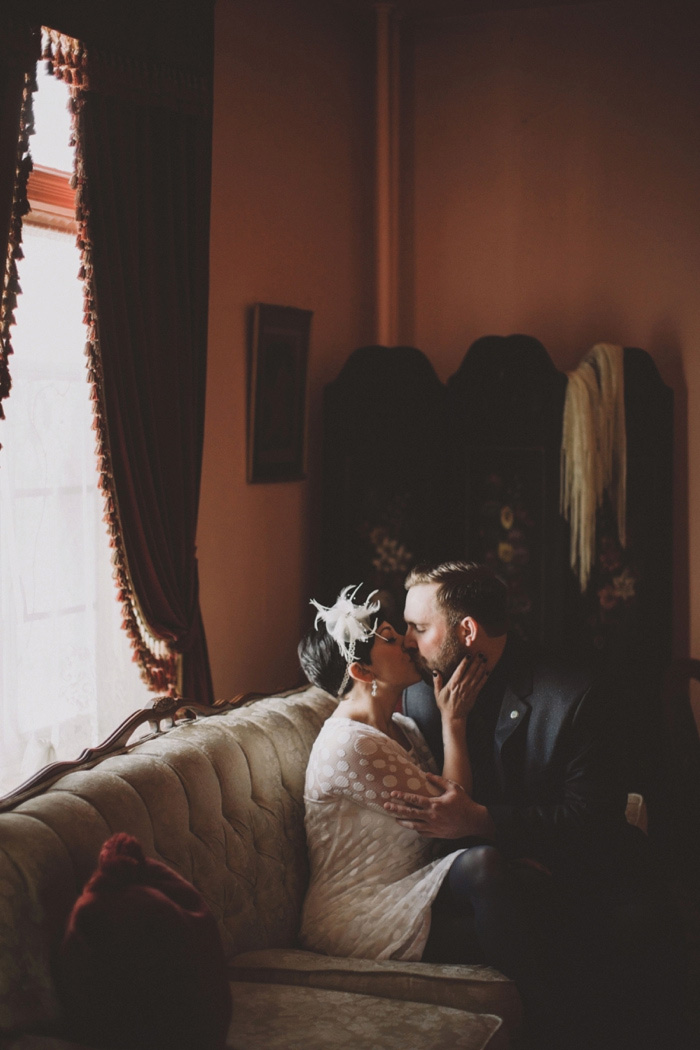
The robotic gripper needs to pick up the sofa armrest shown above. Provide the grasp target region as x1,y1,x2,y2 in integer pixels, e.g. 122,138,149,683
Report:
625,792,647,833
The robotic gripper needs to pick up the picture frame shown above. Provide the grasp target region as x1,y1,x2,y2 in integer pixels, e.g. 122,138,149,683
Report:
247,303,313,483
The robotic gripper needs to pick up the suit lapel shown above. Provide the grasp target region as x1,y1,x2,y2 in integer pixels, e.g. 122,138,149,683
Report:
495,688,531,751
494,641,533,788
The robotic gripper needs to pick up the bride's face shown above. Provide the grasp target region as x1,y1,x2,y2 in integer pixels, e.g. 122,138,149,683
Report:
369,621,422,690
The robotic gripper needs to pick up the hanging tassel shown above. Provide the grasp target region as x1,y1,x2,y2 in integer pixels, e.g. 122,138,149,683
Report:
560,343,626,592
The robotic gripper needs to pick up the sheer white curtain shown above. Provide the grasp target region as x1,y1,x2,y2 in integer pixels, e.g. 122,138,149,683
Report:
0,67,153,798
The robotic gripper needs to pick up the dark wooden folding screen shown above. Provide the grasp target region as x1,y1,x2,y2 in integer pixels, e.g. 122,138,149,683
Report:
320,337,673,799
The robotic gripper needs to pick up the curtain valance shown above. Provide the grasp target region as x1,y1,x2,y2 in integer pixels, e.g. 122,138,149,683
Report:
42,28,211,115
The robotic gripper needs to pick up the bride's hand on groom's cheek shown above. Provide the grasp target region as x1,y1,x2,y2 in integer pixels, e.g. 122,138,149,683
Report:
434,654,488,722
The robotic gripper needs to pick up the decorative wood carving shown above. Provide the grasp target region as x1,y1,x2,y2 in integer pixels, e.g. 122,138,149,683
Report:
0,693,265,812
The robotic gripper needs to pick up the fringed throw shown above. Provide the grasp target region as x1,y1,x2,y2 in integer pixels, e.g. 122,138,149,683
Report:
560,343,626,593
43,28,179,695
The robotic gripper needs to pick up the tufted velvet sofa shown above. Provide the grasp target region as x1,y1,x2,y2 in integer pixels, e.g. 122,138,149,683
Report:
0,684,578,1050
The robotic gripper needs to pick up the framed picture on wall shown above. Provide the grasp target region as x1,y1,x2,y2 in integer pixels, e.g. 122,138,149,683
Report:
247,302,313,483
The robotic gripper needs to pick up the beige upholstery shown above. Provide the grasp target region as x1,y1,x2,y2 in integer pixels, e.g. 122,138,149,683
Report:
230,949,521,1032
227,981,509,1050
625,791,648,832
0,685,522,1046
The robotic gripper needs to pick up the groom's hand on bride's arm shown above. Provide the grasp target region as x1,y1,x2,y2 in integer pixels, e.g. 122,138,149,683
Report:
383,773,496,839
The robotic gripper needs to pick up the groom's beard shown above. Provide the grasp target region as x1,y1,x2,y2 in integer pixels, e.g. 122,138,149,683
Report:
418,630,465,684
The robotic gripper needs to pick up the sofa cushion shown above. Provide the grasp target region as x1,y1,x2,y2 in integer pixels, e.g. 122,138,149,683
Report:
230,948,521,1033
3,984,509,1050
57,833,231,1050
3,985,508,1050
227,981,508,1050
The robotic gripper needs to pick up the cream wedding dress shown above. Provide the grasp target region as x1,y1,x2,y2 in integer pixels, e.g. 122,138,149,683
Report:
300,713,464,961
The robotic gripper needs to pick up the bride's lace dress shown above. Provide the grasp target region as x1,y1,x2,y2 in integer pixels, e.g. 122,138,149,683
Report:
300,714,464,961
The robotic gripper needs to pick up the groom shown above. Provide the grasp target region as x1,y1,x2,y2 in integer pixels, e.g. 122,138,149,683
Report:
384,560,682,1050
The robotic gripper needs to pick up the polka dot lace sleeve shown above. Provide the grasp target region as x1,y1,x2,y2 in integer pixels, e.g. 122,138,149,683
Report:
305,719,440,815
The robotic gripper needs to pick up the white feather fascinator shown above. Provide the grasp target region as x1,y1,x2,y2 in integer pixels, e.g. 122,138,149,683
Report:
310,584,381,668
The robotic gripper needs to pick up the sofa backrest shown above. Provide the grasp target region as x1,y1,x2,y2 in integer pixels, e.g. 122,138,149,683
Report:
0,685,335,1034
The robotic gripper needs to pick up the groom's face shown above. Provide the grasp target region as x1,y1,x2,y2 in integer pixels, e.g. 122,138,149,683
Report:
403,583,464,681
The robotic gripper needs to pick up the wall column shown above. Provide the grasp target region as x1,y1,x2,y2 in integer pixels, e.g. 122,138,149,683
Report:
374,2,400,346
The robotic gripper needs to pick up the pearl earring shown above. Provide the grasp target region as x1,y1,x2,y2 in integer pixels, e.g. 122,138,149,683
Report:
371,679,378,698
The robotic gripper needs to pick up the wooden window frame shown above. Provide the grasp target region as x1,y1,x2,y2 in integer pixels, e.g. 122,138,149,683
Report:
26,164,76,234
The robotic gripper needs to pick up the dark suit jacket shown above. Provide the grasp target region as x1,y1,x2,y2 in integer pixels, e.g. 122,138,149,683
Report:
403,636,643,890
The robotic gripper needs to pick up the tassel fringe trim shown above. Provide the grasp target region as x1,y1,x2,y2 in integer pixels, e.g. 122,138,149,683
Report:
44,28,178,695
41,27,209,116
560,343,627,593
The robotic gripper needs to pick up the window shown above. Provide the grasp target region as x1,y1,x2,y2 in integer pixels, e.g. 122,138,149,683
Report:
0,61,152,797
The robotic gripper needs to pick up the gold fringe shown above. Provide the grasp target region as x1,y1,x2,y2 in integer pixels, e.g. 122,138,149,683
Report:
560,343,626,593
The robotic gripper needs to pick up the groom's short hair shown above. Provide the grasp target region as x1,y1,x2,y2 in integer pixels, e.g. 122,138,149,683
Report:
405,561,508,637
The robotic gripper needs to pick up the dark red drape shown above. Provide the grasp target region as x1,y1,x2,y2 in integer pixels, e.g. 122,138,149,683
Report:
49,39,214,701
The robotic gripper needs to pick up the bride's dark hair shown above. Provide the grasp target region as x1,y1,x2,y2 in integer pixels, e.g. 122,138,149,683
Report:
298,591,386,697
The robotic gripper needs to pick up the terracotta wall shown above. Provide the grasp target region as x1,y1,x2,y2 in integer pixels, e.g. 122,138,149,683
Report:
200,0,699,697
198,0,374,697
402,1,700,658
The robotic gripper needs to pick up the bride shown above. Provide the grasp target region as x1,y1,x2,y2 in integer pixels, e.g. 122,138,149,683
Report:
297,584,488,962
